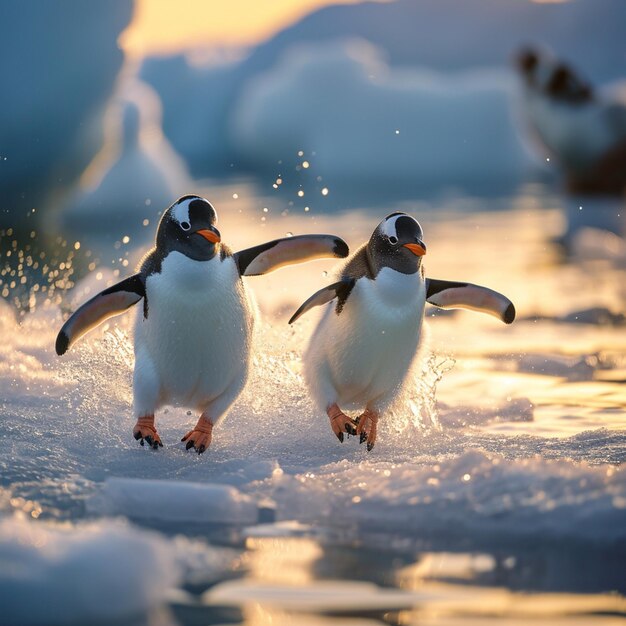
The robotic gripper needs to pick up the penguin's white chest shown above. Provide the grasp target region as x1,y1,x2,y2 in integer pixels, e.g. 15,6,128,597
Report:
135,251,254,407
307,268,425,409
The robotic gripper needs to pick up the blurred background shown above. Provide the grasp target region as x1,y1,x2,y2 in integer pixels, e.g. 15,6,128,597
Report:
1,0,626,313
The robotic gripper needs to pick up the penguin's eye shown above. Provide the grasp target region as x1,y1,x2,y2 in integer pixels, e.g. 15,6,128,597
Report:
180,221,191,231
388,236,398,245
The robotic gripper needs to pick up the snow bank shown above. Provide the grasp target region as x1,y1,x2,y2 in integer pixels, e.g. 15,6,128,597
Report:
91,477,259,526
0,516,178,625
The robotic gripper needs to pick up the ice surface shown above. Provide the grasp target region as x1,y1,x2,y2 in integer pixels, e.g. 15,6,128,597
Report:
2,197,626,625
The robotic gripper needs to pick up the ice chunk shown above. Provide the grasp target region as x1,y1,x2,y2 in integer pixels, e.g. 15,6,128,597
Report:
0,516,178,625
91,477,259,525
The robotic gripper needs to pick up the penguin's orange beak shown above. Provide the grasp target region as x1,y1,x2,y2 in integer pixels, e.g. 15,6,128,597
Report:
196,228,221,244
403,241,427,256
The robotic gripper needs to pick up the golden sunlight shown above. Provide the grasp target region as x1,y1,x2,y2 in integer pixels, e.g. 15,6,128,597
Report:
120,0,370,58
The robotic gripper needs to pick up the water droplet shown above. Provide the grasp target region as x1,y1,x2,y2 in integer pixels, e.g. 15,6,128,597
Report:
321,187,329,196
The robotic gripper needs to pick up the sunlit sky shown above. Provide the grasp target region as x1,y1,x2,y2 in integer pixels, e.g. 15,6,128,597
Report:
120,0,368,58
121,0,568,58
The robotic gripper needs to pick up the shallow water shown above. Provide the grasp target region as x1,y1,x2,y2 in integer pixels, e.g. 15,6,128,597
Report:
1,180,625,625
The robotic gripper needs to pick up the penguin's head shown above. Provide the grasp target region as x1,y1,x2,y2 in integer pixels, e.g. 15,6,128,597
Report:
514,47,592,104
156,195,222,261
368,212,426,274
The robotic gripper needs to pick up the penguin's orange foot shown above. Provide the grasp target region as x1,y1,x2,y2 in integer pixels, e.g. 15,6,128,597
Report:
181,416,213,454
133,415,163,449
356,409,379,452
327,403,357,443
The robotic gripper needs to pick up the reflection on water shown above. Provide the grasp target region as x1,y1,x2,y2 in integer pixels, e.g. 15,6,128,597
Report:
164,532,626,626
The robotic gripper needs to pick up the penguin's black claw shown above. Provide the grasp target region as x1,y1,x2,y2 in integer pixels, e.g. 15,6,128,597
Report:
345,423,357,436
158,440,164,448
337,432,344,443
197,444,206,454
360,432,367,445
367,442,375,452
133,418,162,448
186,440,195,450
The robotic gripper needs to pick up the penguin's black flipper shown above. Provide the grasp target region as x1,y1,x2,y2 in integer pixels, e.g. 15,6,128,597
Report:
235,235,349,277
55,274,145,355
425,278,515,324
288,279,355,325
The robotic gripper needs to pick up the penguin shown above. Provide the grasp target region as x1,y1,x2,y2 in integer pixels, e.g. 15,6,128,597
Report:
515,47,626,195
56,194,349,453
289,212,515,451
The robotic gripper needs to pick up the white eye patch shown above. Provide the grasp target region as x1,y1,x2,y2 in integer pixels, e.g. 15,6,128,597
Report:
172,198,192,226
380,214,402,239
